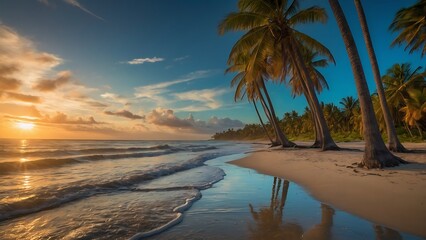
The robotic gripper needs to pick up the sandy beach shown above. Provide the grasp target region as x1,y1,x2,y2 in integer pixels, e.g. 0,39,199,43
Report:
231,141,426,237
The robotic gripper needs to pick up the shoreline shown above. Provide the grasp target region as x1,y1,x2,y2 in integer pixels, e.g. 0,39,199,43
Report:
230,141,426,237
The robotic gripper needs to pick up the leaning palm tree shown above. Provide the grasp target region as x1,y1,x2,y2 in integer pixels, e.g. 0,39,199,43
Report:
289,47,331,147
229,51,295,147
390,0,426,57
328,0,406,168
219,0,339,150
253,100,275,144
354,0,407,152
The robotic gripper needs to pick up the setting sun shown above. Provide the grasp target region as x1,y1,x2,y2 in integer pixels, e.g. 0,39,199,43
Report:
16,122,35,130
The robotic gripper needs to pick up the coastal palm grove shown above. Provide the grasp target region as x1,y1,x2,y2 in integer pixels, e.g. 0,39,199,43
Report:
214,0,426,168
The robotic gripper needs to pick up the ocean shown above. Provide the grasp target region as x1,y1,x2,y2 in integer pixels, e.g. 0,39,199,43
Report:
0,139,251,239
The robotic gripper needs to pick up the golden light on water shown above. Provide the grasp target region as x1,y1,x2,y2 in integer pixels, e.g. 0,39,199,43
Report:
16,122,35,130
22,175,32,189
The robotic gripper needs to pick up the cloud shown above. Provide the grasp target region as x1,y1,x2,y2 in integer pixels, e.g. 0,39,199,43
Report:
1,92,41,103
33,70,72,91
0,103,42,118
174,55,189,62
101,92,130,105
0,76,21,91
134,70,213,105
174,88,227,112
64,0,104,20
200,116,245,132
147,108,193,128
127,57,164,65
85,100,108,108
5,111,104,125
39,0,104,20
104,109,144,120
0,25,62,86
146,108,244,133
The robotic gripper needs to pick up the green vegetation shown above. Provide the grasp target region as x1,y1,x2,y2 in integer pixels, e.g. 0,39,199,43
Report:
217,0,425,168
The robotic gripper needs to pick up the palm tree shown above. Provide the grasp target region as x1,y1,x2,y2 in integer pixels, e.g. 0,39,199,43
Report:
229,51,295,147
289,47,331,147
390,0,426,57
253,100,274,143
339,96,359,132
354,0,408,152
328,0,406,168
382,63,425,116
219,0,339,150
400,88,426,137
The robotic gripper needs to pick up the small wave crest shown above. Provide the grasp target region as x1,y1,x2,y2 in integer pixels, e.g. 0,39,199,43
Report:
0,152,227,222
0,145,220,174
0,144,171,158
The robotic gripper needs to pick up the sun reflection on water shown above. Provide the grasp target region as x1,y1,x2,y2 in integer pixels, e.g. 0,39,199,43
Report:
20,139,28,154
22,175,32,189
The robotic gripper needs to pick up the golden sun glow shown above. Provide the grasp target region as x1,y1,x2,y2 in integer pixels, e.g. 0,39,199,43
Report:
16,122,35,130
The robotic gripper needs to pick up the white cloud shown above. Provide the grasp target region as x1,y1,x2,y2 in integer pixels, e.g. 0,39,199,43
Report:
127,57,164,65
101,92,130,105
39,0,104,20
174,55,189,62
174,88,228,112
134,70,213,106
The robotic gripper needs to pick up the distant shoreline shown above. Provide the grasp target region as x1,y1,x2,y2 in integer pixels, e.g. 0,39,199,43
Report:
230,141,426,237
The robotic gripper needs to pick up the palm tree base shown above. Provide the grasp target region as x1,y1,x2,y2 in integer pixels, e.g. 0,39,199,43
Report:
310,140,321,148
269,142,282,147
322,143,341,151
360,149,408,169
282,141,297,148
388,142,410,153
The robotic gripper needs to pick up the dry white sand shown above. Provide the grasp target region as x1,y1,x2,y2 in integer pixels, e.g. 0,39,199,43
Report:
231,141,426,237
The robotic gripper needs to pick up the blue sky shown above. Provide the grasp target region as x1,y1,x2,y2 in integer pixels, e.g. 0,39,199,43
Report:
0,0,423,139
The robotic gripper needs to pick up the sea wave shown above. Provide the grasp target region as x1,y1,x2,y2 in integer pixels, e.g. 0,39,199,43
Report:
0,144,172,158
0,152,227,222
0,145,218,174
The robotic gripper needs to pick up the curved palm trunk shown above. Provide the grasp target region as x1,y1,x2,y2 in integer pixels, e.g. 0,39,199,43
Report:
259,93,280,144
354,0,408,153
259,81,296,147
289,43,339,151
312,111,322,148
328,0,406,168
253,100,274,144
304,87,322,148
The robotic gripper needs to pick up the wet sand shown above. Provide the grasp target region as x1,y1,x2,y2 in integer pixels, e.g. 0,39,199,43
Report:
231,142,426,237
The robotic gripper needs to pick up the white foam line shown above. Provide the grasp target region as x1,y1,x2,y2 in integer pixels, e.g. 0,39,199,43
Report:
129,191,202,239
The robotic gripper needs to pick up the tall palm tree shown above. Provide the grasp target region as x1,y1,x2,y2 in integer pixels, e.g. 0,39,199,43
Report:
328,0,406,168
339,96,359,132
289,47,331,147
219,0,339,150
390,0,426,57
354,0,407,152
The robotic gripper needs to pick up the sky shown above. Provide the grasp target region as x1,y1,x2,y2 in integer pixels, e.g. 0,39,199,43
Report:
0,0,423,140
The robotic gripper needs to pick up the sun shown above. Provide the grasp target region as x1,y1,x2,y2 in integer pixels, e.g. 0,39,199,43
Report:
16,122,35,130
